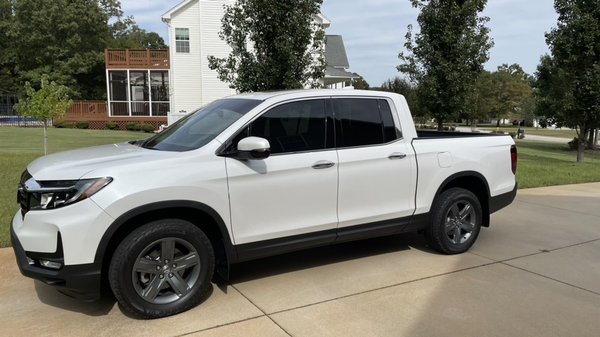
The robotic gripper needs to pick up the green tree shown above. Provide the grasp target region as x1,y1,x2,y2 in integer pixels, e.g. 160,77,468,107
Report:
109,25,167,49
538,0,600,162
13,0,109,99
0,0,18,94
351,74,370,90
380,77,426,125
208,0,326,92
15,76,72,155
398,0,493,130
488,64,533,127
465,71,494,128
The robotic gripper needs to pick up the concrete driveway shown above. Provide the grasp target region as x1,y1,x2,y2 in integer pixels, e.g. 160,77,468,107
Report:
1,183,599,337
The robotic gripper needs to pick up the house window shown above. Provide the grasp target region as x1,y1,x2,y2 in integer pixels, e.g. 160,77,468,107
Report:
175,28,190,53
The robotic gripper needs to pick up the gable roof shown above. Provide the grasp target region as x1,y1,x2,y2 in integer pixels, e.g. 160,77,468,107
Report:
325,35,350,69
163,0,330,26
162,0,196,21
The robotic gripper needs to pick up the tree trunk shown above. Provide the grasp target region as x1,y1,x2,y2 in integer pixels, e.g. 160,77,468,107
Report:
496,118,500,128
588,128,597,149
43,120,48,155
437,119,443,131
576,136,585,162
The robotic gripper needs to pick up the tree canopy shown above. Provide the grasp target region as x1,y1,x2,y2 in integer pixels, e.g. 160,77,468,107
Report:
537,0,600,161
208,0,326,92
398,0,493,130
466,64,532,126
1,0,166,100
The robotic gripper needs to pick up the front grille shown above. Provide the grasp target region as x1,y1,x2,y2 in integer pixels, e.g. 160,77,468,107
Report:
17,170,32,216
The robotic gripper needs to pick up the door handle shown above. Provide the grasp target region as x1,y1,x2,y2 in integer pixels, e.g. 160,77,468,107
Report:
312,161,335,169
388,152,407,160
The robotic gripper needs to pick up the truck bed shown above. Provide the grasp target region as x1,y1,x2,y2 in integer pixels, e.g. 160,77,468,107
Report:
416,130,510,139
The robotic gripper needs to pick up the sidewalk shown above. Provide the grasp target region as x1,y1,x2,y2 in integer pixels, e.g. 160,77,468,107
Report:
1,183,599,337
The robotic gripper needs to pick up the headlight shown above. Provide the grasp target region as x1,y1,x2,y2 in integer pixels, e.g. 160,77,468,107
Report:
23,177,112,210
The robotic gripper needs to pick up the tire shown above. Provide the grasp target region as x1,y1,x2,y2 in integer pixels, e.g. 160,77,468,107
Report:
425,188,482,255
109,219,215,319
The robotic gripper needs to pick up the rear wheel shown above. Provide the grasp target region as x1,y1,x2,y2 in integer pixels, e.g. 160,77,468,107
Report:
109,219,215,318
426,188,482,254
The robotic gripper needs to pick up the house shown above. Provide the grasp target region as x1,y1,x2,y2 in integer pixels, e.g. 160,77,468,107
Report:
323,35,359,89
162,0,357,123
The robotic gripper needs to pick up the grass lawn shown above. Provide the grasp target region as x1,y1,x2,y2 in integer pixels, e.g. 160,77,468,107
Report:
0,128,598,248
0,127,151,248
479,126,577,139
516,140,600,189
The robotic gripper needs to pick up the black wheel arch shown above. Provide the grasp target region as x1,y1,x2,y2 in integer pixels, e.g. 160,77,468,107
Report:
95,200,237,285
433,171,491,227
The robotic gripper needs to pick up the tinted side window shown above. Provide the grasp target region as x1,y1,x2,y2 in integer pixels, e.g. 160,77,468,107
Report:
333,98,383,147
379,99,401,142
233,99,328,154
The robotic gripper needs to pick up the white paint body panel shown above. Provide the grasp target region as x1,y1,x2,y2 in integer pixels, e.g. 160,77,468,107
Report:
337,141,416,228
13,89,516,267
226,151,338,244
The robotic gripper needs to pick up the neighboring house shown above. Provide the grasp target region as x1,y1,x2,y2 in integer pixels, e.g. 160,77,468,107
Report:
162,0,356,124
323,35,359,89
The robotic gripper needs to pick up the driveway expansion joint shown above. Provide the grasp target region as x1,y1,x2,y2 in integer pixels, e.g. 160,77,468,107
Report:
230,283,294,337
267,260,500,316
500,262,600,297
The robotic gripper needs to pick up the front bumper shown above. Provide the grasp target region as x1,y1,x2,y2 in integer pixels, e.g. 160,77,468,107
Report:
11,220,102,301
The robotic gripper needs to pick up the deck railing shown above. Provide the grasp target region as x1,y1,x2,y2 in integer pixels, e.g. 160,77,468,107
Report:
105,49,170,69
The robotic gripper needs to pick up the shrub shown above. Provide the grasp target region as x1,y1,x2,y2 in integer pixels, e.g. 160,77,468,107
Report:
76,121,89,129
138,123,156,133
105,122,119,130
125,122,140,131
491,130,506,134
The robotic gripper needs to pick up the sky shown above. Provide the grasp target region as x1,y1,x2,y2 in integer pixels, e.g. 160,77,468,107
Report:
120,0,558,87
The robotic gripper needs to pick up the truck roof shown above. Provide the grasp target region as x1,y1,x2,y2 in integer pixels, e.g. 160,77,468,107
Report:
230,89,403,101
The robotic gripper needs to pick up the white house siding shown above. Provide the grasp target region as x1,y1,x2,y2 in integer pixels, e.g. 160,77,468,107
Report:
165,0,236,123
199,0,236,105
164,1,343,124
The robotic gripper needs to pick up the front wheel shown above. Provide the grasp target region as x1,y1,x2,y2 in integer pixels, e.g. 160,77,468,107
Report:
426,188,482,254
108,219,215,318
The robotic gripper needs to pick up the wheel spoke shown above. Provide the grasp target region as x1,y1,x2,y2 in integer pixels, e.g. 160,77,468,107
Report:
134,257,162,274
173,253,200,272
452,226,462,244
450,204,461,217
161,239,175,262
460,220,474,232
167,273,190,297
459,204,472,220
141,274,166,301
445,221,455,235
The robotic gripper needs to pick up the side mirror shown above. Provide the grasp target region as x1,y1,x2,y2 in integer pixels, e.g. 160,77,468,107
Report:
234,137,271,160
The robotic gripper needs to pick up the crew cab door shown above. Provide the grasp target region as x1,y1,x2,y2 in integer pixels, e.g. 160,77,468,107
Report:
224,99,338,247
332,98,416,234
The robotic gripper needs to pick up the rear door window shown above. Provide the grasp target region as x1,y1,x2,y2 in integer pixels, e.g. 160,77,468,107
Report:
332,98,400,148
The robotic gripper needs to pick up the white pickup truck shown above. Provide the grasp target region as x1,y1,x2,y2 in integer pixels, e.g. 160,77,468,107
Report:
12,90,517,318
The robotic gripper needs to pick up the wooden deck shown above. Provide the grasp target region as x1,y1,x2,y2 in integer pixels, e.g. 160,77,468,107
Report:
105,49,169,69
60,101,167,130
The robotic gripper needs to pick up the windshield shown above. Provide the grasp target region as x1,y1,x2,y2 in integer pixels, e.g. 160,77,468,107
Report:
142,98,262,151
